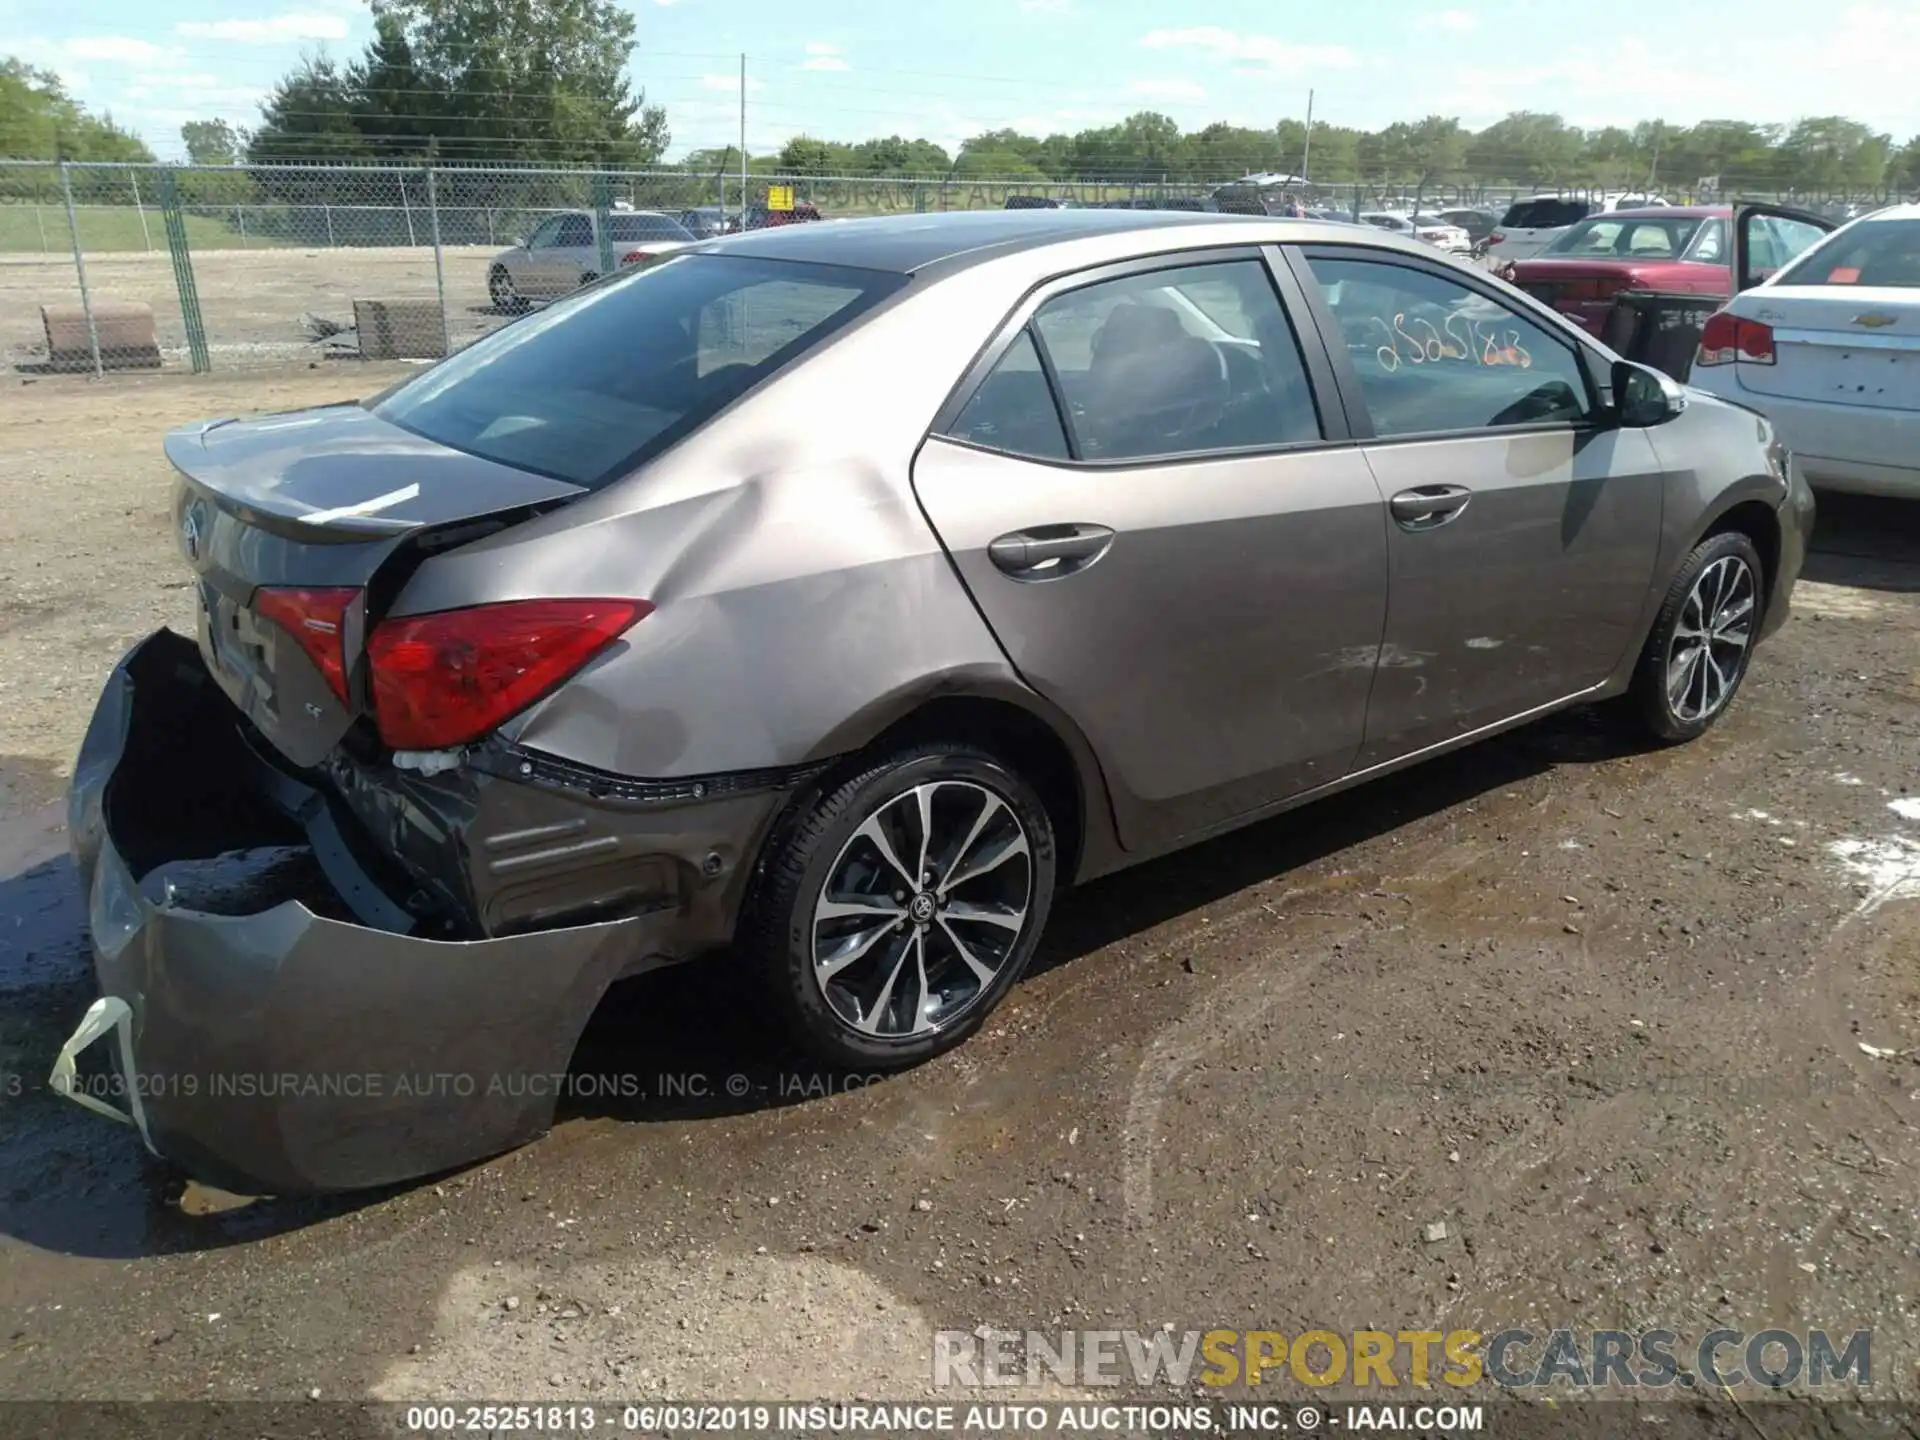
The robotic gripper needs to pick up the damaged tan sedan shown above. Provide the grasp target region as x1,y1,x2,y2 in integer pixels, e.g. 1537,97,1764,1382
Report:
55,209,1812,1192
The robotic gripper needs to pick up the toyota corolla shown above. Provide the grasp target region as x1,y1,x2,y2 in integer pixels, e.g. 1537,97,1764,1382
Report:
57,209,1812,1193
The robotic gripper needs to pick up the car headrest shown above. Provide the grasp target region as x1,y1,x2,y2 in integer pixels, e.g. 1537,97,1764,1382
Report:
1091,302,1189,363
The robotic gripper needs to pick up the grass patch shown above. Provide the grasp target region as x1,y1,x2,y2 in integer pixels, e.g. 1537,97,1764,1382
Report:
0,205,285,254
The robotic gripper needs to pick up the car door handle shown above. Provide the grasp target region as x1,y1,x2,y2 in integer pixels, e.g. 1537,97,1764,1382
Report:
1389,485,1473,530
987,524,1115,580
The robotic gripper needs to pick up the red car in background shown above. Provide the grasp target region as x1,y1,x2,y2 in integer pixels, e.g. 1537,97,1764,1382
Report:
1503,206,1732,334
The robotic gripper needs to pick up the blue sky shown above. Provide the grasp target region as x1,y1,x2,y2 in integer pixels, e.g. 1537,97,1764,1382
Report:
8,0,1920,161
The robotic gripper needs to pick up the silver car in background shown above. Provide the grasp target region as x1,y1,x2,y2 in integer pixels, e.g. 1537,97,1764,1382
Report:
487,207,697,309
61,210,1812,1193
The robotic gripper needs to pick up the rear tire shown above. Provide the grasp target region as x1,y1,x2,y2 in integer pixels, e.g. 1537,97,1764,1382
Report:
578,271,598,289
740,743,1057,1069
1623,530,1765,743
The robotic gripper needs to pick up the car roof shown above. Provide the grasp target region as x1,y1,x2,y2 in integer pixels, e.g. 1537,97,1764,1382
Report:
697,208,1267,275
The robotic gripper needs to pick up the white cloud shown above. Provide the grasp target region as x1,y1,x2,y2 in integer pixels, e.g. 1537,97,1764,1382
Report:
1139,27,1359,76
61,35,172,64
800,41,850,72
1416,8,1480,31
1128,78,1207,103
175,12,351,44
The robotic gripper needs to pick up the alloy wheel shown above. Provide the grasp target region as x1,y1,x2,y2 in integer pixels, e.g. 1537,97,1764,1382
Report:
1666,554,1756,724
810,781,1034,1039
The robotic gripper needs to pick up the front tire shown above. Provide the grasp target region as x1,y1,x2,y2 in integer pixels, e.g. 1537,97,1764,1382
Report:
741,743,1057,1069
1625,530,1765,743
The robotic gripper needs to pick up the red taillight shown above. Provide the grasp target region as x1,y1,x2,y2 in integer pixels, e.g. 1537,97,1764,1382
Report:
1488,231,1506,245
1697,312,1775,366
367,598,649,751
255,586,360,705
620,249,653,266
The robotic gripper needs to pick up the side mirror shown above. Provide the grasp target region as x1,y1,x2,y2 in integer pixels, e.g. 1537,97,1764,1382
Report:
1612,359,1686,427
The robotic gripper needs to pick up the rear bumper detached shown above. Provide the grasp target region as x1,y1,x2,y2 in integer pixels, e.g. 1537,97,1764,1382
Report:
58,630,784,1195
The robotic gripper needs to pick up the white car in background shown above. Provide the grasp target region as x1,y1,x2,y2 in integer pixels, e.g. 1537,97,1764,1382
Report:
1689,203,1920,498
1485,193,1668,264
488,208,698,309
1358,211,1473,254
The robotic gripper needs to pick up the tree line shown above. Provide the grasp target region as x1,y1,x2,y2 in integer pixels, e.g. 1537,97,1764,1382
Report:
3,0,1919,199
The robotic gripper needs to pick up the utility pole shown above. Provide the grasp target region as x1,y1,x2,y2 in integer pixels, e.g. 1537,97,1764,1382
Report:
739,53,748,228
1301,88,1315,181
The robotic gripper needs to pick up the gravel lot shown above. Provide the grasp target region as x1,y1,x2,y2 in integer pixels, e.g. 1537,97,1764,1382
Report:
1,367,1917,1424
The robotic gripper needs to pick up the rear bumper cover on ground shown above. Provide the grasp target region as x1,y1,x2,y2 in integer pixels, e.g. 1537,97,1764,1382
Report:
57,630,783,1195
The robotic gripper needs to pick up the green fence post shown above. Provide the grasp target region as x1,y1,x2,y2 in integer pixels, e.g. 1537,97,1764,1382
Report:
156,168,211,374
592,173,616,277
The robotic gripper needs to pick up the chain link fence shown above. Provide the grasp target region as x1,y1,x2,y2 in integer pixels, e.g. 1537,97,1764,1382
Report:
0,159,1895,377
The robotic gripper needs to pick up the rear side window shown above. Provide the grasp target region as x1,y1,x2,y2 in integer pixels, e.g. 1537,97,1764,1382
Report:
375,255,904,489
1027,258,1322,461
1500,199,1590,229
1779,219,1920,287
946,331,1070,459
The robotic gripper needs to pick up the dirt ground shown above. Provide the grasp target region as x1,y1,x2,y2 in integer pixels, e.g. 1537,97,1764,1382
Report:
1,368,1918,1424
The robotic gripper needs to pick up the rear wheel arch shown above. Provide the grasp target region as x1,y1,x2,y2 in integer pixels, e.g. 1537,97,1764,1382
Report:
798,683,1121,886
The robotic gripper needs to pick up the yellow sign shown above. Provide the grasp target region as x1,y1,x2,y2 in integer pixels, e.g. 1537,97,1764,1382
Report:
767,185,795,211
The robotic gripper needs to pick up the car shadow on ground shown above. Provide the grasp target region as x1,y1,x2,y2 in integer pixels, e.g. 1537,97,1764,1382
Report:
560,703,1637,1130
1804,492,1920,592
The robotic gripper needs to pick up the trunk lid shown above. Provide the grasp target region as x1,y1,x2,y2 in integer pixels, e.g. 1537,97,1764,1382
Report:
1514,259,1725,333
166,403,586,768
1733,286,1920,411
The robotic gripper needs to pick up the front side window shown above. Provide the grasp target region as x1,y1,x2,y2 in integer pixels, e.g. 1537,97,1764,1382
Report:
1021,259,1322,461
376,255,903,489
1306,255,1593,438
525,216,565,248
555,215,594,248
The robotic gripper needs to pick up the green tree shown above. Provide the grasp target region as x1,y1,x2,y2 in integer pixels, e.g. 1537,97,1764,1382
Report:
777,135,842,175
1777,116,1890,193
0,57,154,160
249,53,369,162
1466,111,1584,184
180,118,245,165
1893,135,1920,195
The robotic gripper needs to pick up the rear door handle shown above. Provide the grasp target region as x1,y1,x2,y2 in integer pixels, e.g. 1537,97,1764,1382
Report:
987,524,1115,580
1389,485,1473,530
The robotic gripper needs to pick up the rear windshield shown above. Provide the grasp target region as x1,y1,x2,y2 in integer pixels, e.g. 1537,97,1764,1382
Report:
1778,219,1920,288
374,255,904,488
607,213,694,243
1543,216,1703,258
1500,198,1591,229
